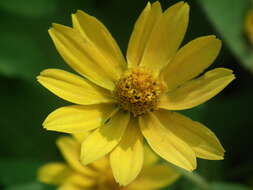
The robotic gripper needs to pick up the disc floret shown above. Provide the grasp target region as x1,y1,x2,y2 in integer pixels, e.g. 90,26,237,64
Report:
115,68,165,116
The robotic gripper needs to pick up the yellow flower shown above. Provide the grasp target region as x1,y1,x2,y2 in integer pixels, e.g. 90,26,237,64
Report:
37,1,235,185
38,136,179,190
245,9,253,45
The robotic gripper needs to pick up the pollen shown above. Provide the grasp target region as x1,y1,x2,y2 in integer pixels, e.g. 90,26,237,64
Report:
115,68,165,116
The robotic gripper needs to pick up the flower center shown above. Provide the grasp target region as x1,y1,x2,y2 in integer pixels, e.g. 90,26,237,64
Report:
115,68,165,116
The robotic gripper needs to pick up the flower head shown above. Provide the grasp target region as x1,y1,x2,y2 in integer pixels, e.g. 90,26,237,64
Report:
38,1,235,185
115,68,165,116
38,136,179,190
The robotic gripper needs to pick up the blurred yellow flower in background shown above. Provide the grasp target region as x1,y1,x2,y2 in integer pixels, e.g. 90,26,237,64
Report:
38,136,179,190
245,9,253,45
37,1,235,185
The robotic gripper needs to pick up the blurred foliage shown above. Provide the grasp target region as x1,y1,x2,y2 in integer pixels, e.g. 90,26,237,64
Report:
5,183,53,190
1,0,253,190
197,0,253,71
0,0,57,18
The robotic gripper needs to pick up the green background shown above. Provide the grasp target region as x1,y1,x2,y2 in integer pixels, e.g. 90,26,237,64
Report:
1,0,253,189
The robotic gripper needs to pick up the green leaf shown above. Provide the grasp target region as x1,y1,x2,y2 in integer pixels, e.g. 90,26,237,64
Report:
168,164,210,190
210,182,251,190
190,182,251,190
0,0,58,18
0,159,43,186
0,14,66,80
0,160,56,190
197,0,253,70
5,182,53,190
0,31,46,79
0,79,64,160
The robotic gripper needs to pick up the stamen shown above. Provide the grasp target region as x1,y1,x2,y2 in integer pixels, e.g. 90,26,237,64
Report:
115,68,165,116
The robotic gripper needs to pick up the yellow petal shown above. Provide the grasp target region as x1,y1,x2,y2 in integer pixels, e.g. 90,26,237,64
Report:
43,104,118,133
37,162,71,185
37,69,114,105
38,162,95,188
72,10,126,76
90,157,109,171
66,173,95,187
49,24,117,90
139,113,196,171
81,110,130,165
58,184,83,190
127,2,162,68
110,118,144,186
161,36,222,90
128,164,180,190
139,2,189,76
72,132,91,143
143,146,159,167
159,68,235,110
56,136,97,177
155,110,225,160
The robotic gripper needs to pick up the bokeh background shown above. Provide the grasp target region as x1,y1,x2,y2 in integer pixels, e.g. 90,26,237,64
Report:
1,0,253,189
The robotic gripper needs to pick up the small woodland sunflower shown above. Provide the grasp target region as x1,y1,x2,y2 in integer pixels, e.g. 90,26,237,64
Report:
38,1,235,185
38,136,179,190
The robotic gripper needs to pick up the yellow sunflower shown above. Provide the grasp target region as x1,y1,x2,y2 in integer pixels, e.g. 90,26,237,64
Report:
38,136,179,190
37,1,235,185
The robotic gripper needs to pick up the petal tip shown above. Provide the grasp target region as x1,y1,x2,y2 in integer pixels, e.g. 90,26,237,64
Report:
42,120,47,127
231,73,236,79
144,1,151,11
183,1,189,6
48,27,54,35
42,118,51,129
174,1,185,7
151,1,161,7
71,13,76,18
75,9,91,20
51,23,60,29
190,158,197,171
36,75,41,81
182,1,190,11
80,156,90,166
116,180,128,187
36,76,45,86
38,69,48,76
217,155,225,160
80,145,90,166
